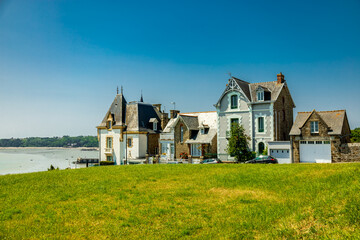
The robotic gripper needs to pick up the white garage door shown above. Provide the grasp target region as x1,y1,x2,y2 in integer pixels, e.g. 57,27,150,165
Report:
300,141,331,163
270,149,291,164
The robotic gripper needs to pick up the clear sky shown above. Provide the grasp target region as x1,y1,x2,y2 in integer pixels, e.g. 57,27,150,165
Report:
0,0,359,138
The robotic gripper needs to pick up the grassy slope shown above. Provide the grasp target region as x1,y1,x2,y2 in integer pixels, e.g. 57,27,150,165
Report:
0,164,360,239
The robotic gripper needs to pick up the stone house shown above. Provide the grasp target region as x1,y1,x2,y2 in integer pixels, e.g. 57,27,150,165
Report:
96,91,169,164
159,110,180,161
160,111,217,162
215,73,295,161
289,109,353,163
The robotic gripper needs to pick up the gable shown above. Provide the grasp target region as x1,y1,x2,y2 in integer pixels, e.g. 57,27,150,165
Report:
215,77,251,107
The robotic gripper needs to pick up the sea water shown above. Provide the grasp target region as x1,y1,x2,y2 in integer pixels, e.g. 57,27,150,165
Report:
0,148,99,175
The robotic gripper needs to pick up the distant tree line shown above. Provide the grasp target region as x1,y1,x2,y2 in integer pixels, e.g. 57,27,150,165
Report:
351,128,360,143
0,136,98,147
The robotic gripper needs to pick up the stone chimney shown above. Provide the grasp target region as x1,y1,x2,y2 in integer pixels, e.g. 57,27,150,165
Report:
160,112,169,130
277,72,285,84
153,104,161,112
170,110,180,119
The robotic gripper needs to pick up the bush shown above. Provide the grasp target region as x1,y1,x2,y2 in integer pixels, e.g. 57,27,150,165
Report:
179,152,188,159
48,165,59,171
100,161,115,166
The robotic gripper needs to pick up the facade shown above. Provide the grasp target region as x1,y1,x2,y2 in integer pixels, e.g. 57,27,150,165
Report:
96,92,168,165
215,73,295,161
159,110,180,161
160,111,217,161
290,109,351,163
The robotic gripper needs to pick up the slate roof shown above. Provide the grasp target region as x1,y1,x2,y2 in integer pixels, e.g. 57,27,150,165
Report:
290,110,347,136
98,94,127,127
179,115,199,130
233,77,251,101
186,129,217,144
249,81,284,102
126,102,162,133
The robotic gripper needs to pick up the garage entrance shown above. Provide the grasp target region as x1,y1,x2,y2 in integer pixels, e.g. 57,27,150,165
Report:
300,141,331,163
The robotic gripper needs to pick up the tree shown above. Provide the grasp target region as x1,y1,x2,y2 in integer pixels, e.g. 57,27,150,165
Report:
226,123,253,162
351,128,360,143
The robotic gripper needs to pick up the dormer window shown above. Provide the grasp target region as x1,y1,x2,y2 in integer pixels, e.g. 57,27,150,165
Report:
149,118,158,131
153,122,157,131
257,91,264,101
107,120,112,129
230,95,238,109
200,128,204,134
311,121,319,133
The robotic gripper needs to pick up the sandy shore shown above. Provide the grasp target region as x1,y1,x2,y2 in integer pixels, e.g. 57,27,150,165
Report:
0,147,99,150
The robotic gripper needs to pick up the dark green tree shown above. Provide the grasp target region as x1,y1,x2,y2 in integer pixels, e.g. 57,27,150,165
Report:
351,128,360,143
226,123,253,162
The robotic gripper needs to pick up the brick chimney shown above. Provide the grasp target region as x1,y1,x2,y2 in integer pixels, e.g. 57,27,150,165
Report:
170,110,180,119
277,72,285,84
160,112,169,130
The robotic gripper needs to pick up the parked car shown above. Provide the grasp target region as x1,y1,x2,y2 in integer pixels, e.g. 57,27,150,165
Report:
200,159,222,164
245,155,278,164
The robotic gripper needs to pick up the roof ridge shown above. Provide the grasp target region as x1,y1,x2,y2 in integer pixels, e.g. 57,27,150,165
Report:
250,81,278,85
232,77,250,84
298,110,346,114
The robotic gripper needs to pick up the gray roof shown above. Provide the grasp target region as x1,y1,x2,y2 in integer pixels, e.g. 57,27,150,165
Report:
290,110,347,136
249,81,284,102
233,77,251,101
126,102,162,133
98,94,127,127
186,129,217,144
179,115,199,130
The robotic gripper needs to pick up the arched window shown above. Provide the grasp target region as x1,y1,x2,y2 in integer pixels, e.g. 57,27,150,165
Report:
258,142,265,154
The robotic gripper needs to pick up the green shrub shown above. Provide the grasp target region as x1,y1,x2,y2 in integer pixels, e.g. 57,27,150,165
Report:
47,165,59,171
100,161,115,166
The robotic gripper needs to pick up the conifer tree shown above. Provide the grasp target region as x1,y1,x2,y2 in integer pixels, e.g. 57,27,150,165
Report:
226,123,253,162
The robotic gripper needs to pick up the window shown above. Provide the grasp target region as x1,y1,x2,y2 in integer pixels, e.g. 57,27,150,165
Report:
161,143,167,154
257,91,264,101
324,141,330,144
106,156,113,162
308,141,314,144
180,126,184,143
153,122,157,131
127,138,132,148
191,144,202,157
107,120,112,129
200,128,204,134
258,117,264,133
311,121,319,133
170,144,174,154
230,95,238,109
316,141,323,144
230,118,239,127
300,141,306,144
106,137,112,148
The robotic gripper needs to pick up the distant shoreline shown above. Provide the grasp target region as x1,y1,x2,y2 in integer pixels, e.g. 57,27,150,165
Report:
0,147,99,150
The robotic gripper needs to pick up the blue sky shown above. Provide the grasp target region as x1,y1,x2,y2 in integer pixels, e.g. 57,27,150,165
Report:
0,0,359,138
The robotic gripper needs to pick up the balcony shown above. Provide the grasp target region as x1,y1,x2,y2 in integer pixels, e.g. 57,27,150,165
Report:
104,148,113,154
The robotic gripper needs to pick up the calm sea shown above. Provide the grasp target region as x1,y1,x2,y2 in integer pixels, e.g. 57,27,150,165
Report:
0,148,99,175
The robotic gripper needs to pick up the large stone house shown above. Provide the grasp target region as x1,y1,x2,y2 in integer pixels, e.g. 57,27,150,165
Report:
96,91,169,164
215,73,295,161
160,111,217,162
289,109,352,163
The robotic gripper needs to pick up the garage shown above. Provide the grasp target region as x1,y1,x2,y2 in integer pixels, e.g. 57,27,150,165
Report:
270,149,290,164
300,141,331,163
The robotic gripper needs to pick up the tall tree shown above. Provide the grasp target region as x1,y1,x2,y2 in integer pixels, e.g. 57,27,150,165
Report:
351,128,360,143
226,123,253,162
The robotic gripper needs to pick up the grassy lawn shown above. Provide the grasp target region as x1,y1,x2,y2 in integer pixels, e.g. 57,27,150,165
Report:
1,163,360,239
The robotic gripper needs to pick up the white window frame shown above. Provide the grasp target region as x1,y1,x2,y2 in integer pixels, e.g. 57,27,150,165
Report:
258,117,264,133
257,91,264,101
310,121,319,133
230,95,238,109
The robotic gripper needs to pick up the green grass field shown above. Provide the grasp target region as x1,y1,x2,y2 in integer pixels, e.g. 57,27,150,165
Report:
1,163,360,239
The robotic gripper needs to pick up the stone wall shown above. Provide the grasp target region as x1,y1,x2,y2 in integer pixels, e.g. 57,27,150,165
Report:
292,140,300,163
174,120,190,159
332,142,360,163
273,84,294,141
148,133,159,156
